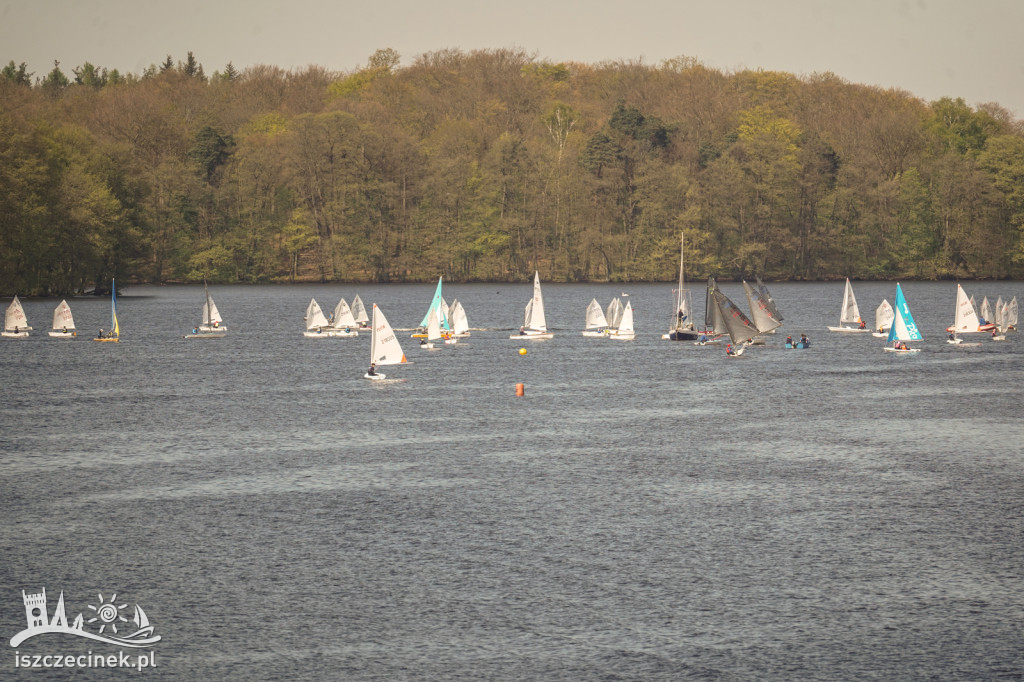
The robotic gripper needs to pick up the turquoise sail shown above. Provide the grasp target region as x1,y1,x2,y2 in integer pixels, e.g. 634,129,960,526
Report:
418,277,450,330
886,283,922,343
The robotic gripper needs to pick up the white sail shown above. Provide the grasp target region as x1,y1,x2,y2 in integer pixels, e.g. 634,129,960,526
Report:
980,296,993,325
199,283,226,331
994,296,1005,330
52,299,75,332
839,278,861,325
524,271,547,331
951,284,982,335
584,298,608,331
5,295,30,332
874,299,894,332
370,304,407,365
608,300,636,339
426,304,443,341
1003,296,1018,331
605,298,624,329
351,295,369,325
449,300,470,336
330,298,358,329
305,298,330,331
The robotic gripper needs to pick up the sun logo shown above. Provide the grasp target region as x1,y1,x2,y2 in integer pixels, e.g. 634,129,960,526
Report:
87,593,128,634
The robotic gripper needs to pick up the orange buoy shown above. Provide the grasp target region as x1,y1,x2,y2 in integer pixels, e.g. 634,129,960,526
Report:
515,382,525,396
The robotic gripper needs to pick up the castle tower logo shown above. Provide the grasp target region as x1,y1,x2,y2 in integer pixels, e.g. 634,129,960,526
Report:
10,588,161,648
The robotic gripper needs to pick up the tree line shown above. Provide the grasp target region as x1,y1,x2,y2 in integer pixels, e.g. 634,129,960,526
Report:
2,49,1023,295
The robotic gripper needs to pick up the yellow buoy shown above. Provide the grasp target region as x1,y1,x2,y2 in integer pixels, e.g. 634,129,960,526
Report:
519,348,527,355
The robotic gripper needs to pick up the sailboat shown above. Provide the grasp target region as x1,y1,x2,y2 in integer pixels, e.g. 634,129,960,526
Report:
49,299,77,337
419,305,443,350
413,277,451,339
947,284,983,346
509,271,553,339
998,296,1017,333
756,276,783,322
3,295,30,337
582,298,609,337
979,296,994,327
883,283,922,353
448,299,470,338
351,294,371,330
743,280,782,341
694,277,724,345
945,290,996,333
667,232,700,341
328,297,359,337
606,300,636,340
199,282,226,332
828,278,869,332
872,299,895,337
94,280,120,342
185,282,227,338
365,303,409,380
605,297,624,331
303,298,331,337
709,288,759,356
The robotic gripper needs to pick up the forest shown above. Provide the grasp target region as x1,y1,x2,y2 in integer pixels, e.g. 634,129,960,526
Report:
2,48,1024,295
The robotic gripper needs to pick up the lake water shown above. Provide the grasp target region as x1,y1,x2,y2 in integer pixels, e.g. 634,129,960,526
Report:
2,281,1022,680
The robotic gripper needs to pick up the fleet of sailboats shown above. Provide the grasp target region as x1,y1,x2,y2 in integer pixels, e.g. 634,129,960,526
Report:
3,278,1020,368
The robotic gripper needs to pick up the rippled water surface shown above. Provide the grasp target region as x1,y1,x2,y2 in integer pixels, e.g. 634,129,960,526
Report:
2,281,1023,680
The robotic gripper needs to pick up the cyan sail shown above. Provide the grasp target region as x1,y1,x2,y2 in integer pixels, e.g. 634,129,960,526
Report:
887,283,923,343
418,277,450,330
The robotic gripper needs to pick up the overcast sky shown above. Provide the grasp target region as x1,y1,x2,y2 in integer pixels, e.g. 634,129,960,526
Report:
2,0,1022,117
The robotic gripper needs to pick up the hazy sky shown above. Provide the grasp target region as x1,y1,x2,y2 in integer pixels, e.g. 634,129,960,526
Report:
3,0,1022,117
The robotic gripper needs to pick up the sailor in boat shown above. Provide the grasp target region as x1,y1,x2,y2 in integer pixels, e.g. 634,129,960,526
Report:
949,332,956,342
726,343,736,356
858,320,866,330
367,362,377,377
519,326,526,335
97,328,104,339
800,334,810,347
786,335,793,347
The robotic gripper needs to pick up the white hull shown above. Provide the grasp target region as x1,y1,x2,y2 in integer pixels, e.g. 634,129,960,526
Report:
303,330,332,337
199,325,227,332
364,372,386,381
827,326,870,333
510,331,553,340
872,332,888,338
883,347,921,353
606,331,635,340
2,331,29,338
48,330,77,337
327,329,359,337
185,331,227,339
582,330,606,337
